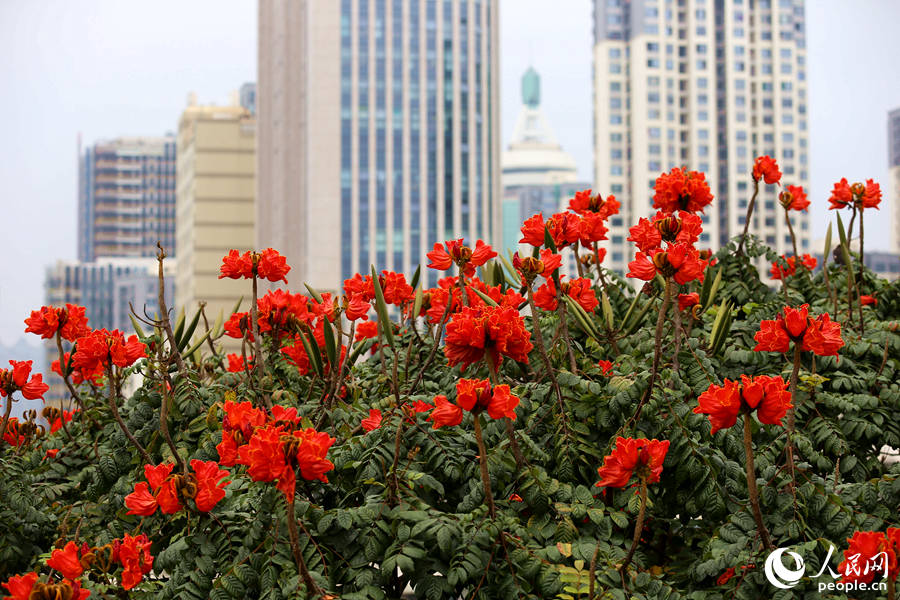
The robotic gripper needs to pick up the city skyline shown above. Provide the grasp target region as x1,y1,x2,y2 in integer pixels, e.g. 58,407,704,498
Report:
1,0,899,345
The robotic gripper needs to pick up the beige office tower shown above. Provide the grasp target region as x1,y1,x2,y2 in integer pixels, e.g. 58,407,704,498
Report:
175,97,256,340
257,0,501,291
593,0,810,273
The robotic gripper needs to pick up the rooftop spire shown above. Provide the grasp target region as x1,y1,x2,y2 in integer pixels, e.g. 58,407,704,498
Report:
522,67,540,108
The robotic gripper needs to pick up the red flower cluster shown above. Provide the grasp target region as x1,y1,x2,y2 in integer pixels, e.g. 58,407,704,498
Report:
52,352,102,385
444,305,533,371
596,437,670,488
828,178,882,211
219,248,291,283
428,378,521,428
693,375,793,434
837,528,900,585
752,155,782,185
72,329,146,373
754,304,844,356
769,254,817,280
533,277,598,313
46,541,86,579
24,304,90,341
652,167,714,214
779,185,809,211
597,360,615,376
520,211,608,249
569,189,620,219
415,276,524,324
215,401,334,500
355,321,379,342
124,460,229,516
43,534,153,592
427,239,497,277
627,242,709,285
1,573,89,600
0,360,49,401
343,270,415,320
226,353,253,373
628,212,703,253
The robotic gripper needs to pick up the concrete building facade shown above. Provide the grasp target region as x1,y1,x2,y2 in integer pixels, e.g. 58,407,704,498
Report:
257,0,501,290
593,0,810,273
889,107,900,255
175,100,256,326
78,136,176,262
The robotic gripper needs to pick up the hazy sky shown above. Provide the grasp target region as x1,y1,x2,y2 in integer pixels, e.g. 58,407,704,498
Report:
1,0,898,346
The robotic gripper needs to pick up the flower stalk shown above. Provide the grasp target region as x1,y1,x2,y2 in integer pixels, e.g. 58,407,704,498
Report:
472,412,496,519
736,179,760,255
619,478,648,575
105,365,151,464
286,494,323,597
743,412,773,550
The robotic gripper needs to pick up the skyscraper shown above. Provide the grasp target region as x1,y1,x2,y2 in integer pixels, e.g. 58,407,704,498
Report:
78,136,177,262
501,67,589,254
257,0,501,290
174,98,256,334
889,107,900,255
593,0,810,272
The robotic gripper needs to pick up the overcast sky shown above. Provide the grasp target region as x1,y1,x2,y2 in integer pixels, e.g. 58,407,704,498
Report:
1,0,898,346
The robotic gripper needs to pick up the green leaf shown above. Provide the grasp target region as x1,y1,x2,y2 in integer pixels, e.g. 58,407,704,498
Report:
370,265,395,348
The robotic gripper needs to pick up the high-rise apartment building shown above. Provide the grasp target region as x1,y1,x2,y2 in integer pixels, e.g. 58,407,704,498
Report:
889,107,900,255
78,136,177,262
593,0,810,272
175,98,256,333
257,0,501,290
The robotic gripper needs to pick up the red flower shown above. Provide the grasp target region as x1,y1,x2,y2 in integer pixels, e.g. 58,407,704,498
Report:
838,530,896,585
2,572,38,600
444,306,533,371
355,320,379,341
0,360,49,400
117,533,154,590
627,243,708,285
860,295,877,306
291,428,336,484
345,294,371,321
828,178,853,210
412,399,432,413
717,567,736,586
486,384,520,420
427,239,497,277
361,409,383,432
693,379,741,434
521,212,581,248
455,378,491,412
533,279,559,311
219,248,291,283
779,185,809,211
677,293,700,311
24,304,90,342
770,254,817,279
597,360,614,376
191,459,229,512
596,437,670,488
72,329,146,373
343,273,376,302
566,278,599,312
752,155,781,184
861,179,882,209
428,395,463,429
2,418,24,447
257,248,291,283
578,212,609,246
628,212,702,253
49,409,76,434
380,271,415,305
47,541,84,579
652,167,714,214
124,482,158,516
754,305,844,357
694,376,793,433
569,189,620,219
509,493,524,502
223,312,253,340
238,424,288,483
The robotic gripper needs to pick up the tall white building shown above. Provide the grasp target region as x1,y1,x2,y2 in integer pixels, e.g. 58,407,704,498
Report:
257,0,501,291
889,107,900,255
593,0,810,272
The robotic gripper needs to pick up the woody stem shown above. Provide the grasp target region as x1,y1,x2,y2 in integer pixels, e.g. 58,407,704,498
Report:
743,412,773,550
55,331,83,410
526,287,566,414
628,278,671,427
554,288,578,372
785,343,802,498
408,276,457,395
592,242,609,294
250,272,271,410
105,366,151,464
785,209,799,260
286,493,323,597
472,412,496,519
619,478,648,574
857,209,865,334
737,179,759,256
0,398,12,448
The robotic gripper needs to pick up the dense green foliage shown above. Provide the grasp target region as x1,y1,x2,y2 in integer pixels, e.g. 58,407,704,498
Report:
1,238,898,599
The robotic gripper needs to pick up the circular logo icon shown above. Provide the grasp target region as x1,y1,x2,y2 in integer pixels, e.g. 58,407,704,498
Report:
765,548,805,589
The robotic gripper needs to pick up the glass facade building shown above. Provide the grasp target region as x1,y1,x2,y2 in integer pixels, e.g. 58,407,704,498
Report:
257,0,500,292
